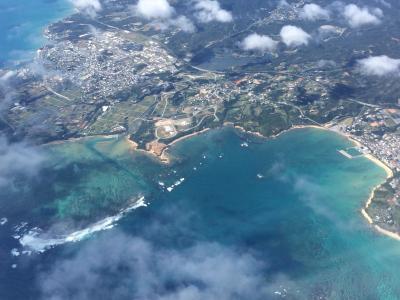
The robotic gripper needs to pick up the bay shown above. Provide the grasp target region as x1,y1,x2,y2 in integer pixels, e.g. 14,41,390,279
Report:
1,127,398,299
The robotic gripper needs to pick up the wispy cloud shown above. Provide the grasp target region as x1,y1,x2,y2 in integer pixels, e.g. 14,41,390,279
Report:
69,0,102,18
38,231,270,300
0,39,64,192
0,71,16,112
0,135,45,188
374,0,391,8
153,15,196,33
278,0,289,8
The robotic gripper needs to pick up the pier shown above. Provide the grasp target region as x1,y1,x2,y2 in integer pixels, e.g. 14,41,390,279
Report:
338,147,364,159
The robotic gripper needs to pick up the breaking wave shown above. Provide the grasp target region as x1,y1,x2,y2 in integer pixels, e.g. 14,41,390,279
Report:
17,197,147,253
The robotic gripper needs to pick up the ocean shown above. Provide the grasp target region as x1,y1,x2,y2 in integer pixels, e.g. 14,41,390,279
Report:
1,127,399,299
0,0,72,66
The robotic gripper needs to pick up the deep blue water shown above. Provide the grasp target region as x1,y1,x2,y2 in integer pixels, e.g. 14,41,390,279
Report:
1,128,399,299
0,0,71,65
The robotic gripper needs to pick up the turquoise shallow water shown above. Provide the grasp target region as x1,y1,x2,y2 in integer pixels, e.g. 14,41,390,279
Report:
133,127,397,299
1,128,399,299
0,0,71,65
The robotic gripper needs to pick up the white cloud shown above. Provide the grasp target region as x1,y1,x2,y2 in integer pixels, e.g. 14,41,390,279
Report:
241,33,278,52
135,0,174,19
280,25,311,47
343,4,382,28
134,0,195,32
357,55,400,76
300,3,330,21
194,0,233,23
69,0,102,18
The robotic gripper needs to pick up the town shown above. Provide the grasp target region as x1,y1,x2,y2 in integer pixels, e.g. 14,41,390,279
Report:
1,0,400,236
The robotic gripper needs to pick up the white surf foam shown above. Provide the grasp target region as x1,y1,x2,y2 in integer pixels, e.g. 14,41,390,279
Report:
166,177,185,192
11,248,20,257
18,196,147,253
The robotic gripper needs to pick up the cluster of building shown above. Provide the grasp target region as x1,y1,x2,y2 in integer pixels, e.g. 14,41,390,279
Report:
333,108,400,231
343,108,400,172
39,31,178,103
265,0,305,22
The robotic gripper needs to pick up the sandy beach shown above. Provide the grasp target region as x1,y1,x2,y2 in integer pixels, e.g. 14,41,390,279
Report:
157,128,211,164
229,123,400,242
359,205,400,243
129,128,212,165
363,154,394,179
297,126,399,242
167,128,211,147
361,208,374,224
125,136,138,150
373,225,400,241
47,123,400,242
360,159,398,241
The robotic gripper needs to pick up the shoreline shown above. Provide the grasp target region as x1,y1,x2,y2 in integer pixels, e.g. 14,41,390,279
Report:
290,126,399,241
281,125,399,241
221,123,400,242
45,123,400,241
125,128,212,164
6,0,399,251
363,154,394,179
3,0,74,67
42,134,120,147
157,128,211,164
